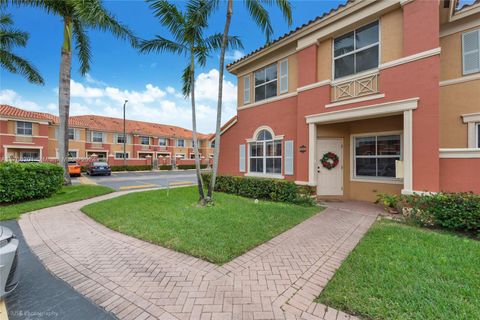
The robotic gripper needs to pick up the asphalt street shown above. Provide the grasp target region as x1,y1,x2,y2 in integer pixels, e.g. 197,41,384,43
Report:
73,170,201,191
1,220,116,320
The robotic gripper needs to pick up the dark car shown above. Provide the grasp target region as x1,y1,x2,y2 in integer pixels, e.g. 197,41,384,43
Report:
86,162,111,176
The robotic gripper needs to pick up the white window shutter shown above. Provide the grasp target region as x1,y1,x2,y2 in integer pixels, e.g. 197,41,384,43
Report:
86,130,91,142
243,75,250,104
463,29,480,75
280,59,289,94
74,129,80,140
284,140,294,175
127,134,132,144
55,127,59,139
239,144,246,172
102,132,107,143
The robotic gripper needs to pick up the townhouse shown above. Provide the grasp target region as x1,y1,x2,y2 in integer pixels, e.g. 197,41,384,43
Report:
218,0,480,201
0,105,214,166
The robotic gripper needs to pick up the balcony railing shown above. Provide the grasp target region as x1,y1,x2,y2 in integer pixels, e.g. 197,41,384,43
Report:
141,145,150,150
14,135,33,143
91,142,103,149
331,71,379,102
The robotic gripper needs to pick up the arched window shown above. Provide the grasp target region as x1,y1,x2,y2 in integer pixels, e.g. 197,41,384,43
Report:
249,128,282,174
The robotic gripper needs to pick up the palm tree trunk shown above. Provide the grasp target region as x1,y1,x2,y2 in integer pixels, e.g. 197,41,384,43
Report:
207,0,233,200
190,51,205,203
59,18,72,185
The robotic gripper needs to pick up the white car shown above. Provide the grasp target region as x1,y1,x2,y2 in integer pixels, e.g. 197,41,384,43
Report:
0,226,19,298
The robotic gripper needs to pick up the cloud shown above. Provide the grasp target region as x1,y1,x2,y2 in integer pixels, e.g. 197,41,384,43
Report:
85,73,107,86
225,50,245,61
4,69,237,133
0,89,41,110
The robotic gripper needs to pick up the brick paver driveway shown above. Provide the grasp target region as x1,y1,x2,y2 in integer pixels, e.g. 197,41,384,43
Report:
19,191,381,320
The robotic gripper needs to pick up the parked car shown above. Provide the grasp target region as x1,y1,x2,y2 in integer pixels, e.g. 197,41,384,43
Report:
0,226,19,298
86,162,111,176
68,160,81,177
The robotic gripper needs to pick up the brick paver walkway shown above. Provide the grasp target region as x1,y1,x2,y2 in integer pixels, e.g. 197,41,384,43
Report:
19,191,381,320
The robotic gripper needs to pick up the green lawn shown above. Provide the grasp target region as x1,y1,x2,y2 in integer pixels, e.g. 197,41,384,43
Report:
81,187,320,264
316,220,480,320
1,185,114,221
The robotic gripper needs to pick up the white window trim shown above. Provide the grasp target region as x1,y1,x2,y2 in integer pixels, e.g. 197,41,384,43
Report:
462,28,480,75
477,123,480,148
158,137,168,146
332,20,381,80
176,139,185,147
254,63,278,102
279,58,289,94
189,153,202,159
114,152,130,159
350,131,404,184
116,133,128,144
243,75,251,104
140,136,150,145
175,153,186,159
92,131,104,143
247,126,284,177
16,121,33,136
462,112,480,148
156,151,171,158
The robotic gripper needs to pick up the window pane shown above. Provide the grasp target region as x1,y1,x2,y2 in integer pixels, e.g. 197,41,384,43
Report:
355,137,376,156
477,124,480,148
265,81,277,99
266,158,274,173
68,128,75,140
256,143,264,156
255,69,265,86
356,21,379,49
250,143,257,157
274,158,282,174
275,141,282,156
355,45,379,73
255,85,265,101
377,135,401,155
334,31,354,57
377,157,399,177
257,130,272,141
356,158,377,177
265,64,277,82
334,54,354,78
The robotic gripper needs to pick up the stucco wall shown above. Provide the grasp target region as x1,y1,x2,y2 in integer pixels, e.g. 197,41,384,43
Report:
380,8,403,63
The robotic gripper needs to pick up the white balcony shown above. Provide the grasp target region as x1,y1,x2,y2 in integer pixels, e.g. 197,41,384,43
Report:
331,71,380,102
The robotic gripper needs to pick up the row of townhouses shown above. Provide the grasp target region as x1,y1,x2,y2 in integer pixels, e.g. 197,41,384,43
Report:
0,105,214,166
217,0,480,201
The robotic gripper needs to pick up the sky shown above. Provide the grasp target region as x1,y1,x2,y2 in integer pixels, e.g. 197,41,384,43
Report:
1,0,346,133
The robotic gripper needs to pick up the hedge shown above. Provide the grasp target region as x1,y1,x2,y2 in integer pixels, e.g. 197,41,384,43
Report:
377,192,480,236
110,165,152,172
178,164,208,170
201,173,315,205
0,162,63,203
159,165,173,170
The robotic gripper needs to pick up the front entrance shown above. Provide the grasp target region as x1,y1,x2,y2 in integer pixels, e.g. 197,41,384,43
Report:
316,138,343,196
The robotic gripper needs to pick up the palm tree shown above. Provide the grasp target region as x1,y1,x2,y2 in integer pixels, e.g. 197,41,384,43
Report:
139,0,242,204
0,13,44,84
5,0,136,185
207,0,293,201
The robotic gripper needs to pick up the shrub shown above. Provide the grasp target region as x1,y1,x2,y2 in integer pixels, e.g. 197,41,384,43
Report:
177,164,208,170
110,165,152,172
0,162,63,203
404,192,480,236
159,165,172,170
201,173,315,205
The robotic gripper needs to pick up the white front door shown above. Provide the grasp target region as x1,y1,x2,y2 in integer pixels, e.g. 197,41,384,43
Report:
316,138,343,196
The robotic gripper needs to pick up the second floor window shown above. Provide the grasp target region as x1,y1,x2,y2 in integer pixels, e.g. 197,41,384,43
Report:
16,121,32,135
68,128,75,140
158,138,167,146
117,133,126,144
254,63,277,102
462,29,479,75
334,21,379,79
92,132,103,143
176,139,185,147
140,136,150,145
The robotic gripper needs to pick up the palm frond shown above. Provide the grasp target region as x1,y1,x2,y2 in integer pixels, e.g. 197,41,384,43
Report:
273,0,292,25
72,18,91,75
0,13,13,25
72,0,137,46
245,0,273,43
139,36,187,55
147,0,185,44
0,49,44,84
204,33,243,51
181,64,193,97
0,28,29,49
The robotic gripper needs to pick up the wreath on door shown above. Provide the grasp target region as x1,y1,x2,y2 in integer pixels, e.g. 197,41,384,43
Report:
321,152,339,170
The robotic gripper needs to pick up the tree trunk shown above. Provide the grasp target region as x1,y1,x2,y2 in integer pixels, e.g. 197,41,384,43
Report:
59,18,72,185
207,0,233,200
190,50,205,203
